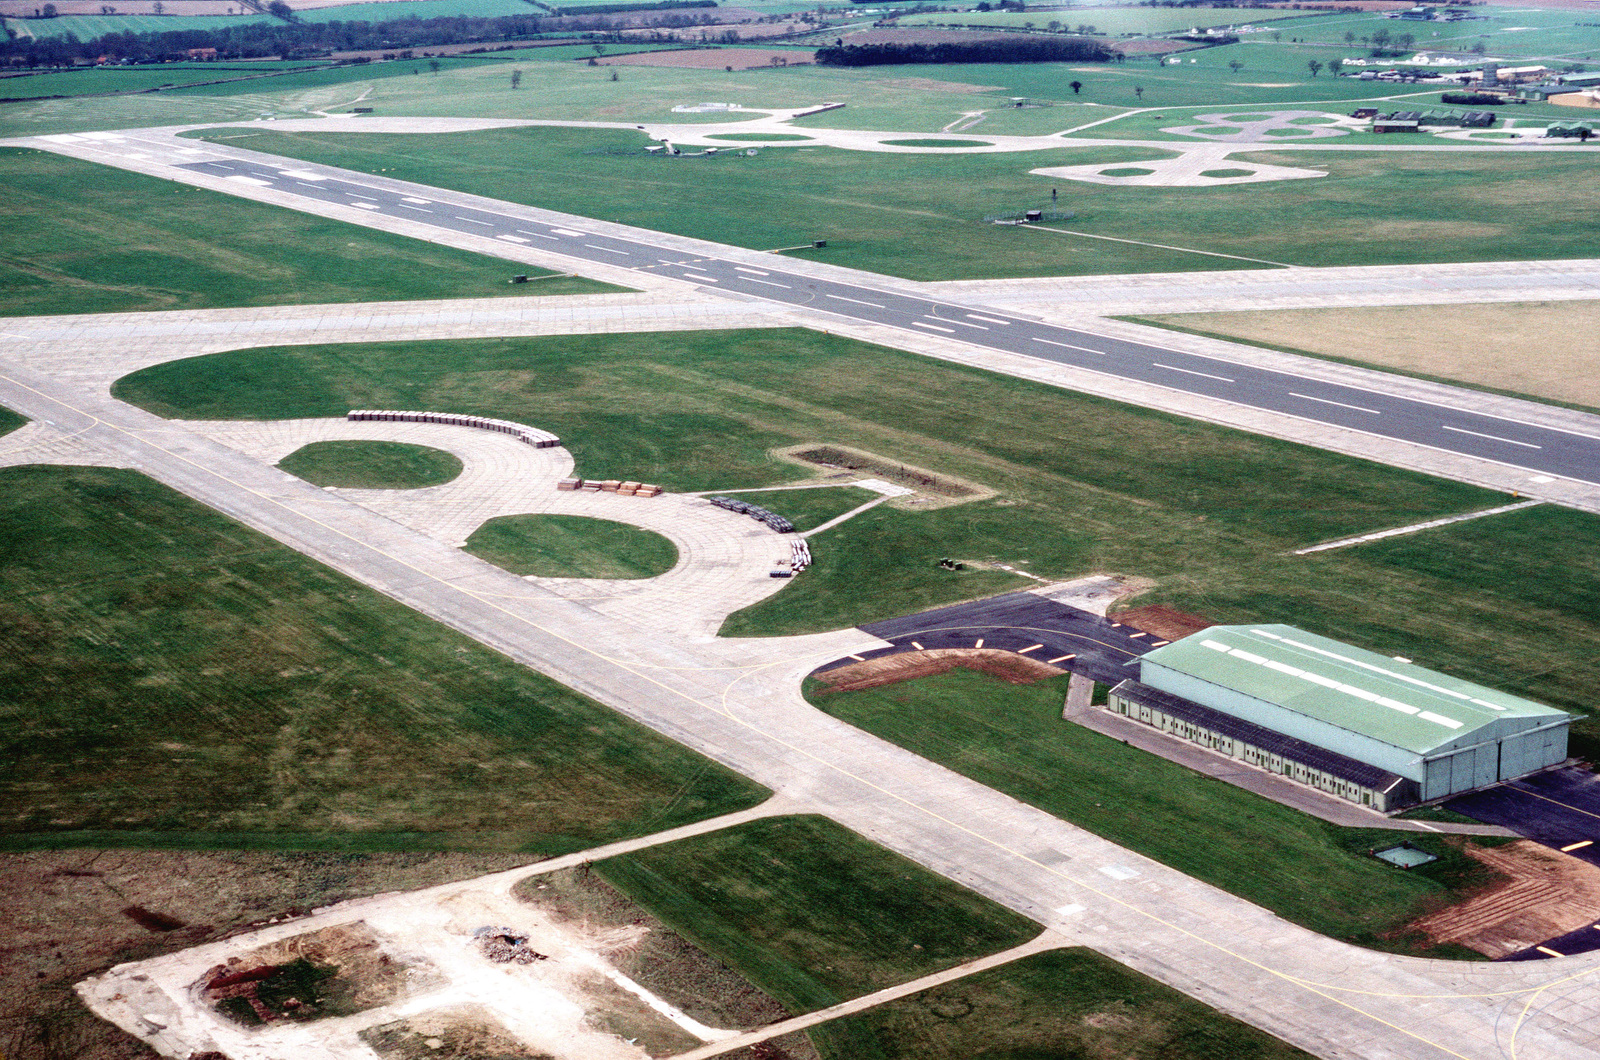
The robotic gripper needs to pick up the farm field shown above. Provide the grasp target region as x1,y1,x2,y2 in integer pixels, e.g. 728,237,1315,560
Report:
0,464,768,851
807,667,1510,959
898,6,1327,36
110,327,1600,752
0,61,329,100
1138,300,1600,410
201,124,1600,278
0,146,615,316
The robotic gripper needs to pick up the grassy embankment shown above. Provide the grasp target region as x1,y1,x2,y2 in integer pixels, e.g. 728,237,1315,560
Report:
203,125,1600,279
0,465,766,852
0,407,26,436
0,147,617,317
587,815,1313,1059
465,513,678,579
808,668,1508,959
277,440,463,489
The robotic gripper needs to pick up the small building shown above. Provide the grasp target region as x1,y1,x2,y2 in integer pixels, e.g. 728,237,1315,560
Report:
1374,118,1421,133
1110,624,1569,810
1460,110,1496,127
1351,107,1379,118
1546,122,1596,138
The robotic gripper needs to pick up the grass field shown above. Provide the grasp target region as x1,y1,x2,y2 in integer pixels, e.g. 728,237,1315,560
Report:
849,947,1313,1060
0,61,328,100
0,465,766,851
0,406,25,437
1137,302,1600,411
595,814,1041,1057
0,147,614,316
809,668,1506,958
900,6,1322,35
107,325,1600,740
277,440,463,489
198,125,1600,278
463,513,678,579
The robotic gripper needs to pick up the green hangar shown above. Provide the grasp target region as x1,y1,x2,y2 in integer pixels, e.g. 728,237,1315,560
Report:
1109,625,1569,812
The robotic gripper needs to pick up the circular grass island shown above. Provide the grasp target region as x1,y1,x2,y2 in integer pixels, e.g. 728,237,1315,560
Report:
879,138,994,148
277,440,463,489
465,514,678,580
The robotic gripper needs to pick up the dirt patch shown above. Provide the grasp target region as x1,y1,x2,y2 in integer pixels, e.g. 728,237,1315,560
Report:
876,76,1007,94
1109,605,1215,642
813,648,1067,694
596,48,812,70
775,442,992,509
1407,841,1600,958
363,1005,555,1060
199,922,428,1026
1140,301,1600,410
514,867,814,1056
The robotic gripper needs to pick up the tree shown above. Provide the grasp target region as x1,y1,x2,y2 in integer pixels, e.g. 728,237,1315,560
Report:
1328,57,1343,77
1307,59,1322,77
509,68,521,89
40,2,56,14
428,58,440,74
152,0,163,12
1344,30,1356,44
609,68,618,81
1047,20,1060,32
1070,80,1082,94
1134,85,1143,99
1471,41,1486,55
1396,32,1414,51
1370,27,1390,47
266,0,294,20
1228,59,1244,74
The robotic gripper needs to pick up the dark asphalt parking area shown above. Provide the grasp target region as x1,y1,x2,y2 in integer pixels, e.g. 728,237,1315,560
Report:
1446,766,1600,870
1499,917,1600,961
812,591,1156,685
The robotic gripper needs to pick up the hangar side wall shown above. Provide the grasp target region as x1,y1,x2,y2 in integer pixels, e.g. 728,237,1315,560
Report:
1141,663,1426,781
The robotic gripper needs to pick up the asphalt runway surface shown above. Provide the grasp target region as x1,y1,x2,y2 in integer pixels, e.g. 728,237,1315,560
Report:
1448,765,1600,869
166,153,1600,489
813,591,1154,685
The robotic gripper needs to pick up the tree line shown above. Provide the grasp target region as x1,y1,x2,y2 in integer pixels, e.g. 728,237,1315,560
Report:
814,36,1113,67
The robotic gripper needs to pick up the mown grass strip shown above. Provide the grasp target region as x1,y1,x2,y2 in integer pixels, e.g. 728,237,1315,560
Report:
0,146,619,317
0,466,766,850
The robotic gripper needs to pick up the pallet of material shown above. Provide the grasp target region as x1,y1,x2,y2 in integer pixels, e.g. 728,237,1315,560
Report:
557,478,582,491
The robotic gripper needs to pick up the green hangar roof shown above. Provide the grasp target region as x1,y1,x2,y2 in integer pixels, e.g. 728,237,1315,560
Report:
1138,625,1565,755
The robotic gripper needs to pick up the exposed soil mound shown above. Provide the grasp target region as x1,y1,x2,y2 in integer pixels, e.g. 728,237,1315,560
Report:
1407,841,1600,958
1110,605,1215,642
814,648,1066,693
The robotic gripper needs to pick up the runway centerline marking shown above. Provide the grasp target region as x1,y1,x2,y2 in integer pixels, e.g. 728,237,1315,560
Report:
587,244,631,255
1289,392,1381,415
911,321,955,333
826,293,885,308
735,266,771,276
966,314,1011,326
1154,363,1234,383
458,216,494,226
398,204,433,212
1031,337,1104,355
744,278,792,288
1441,424,1541,449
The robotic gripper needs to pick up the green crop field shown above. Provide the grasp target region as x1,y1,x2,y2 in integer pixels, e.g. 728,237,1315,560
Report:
0,465,766,851
197,125,1600,279
108,327,1600,749
810,668,1507,959
277,440,464,489
5,11,273,39
0,61,329,100
0,147,615,317
464,513,679,579
899,6,1323,35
